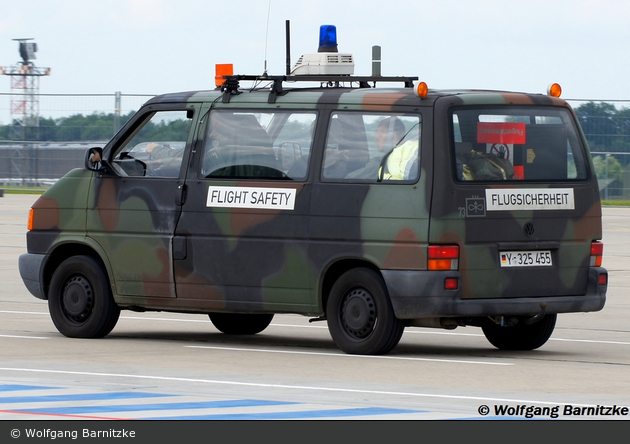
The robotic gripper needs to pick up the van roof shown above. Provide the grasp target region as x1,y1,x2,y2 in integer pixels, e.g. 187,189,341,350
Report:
145,77,569,108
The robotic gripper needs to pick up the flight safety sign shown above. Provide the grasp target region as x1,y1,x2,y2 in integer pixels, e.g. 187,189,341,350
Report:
486,188,575,211
207,186,296,210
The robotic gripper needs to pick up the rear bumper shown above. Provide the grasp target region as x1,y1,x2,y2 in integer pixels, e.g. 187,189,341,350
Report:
18,253,47,300
383,267,607,319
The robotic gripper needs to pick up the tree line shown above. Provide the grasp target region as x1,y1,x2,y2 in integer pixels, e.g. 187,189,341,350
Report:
0,111,135,142
573,102,630,182
575,102,630,155
2,102,629,146
1,102,629,176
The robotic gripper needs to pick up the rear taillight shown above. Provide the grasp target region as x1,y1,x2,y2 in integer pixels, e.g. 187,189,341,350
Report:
428,245,459,271
444,277,459,290
590,241,604,267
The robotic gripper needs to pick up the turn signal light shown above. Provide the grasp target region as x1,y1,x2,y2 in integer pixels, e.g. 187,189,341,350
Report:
27,208,34,231
428,245,459,271
590,241,604,267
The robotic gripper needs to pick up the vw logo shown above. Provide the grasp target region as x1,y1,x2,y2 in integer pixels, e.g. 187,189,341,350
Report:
524,222,535,237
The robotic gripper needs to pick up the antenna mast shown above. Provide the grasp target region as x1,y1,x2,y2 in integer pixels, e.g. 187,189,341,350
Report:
285,20,291,75
1,38,51,184
263,0,272,75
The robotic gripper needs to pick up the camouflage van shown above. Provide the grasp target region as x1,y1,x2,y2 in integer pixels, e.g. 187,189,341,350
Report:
18,74,608,355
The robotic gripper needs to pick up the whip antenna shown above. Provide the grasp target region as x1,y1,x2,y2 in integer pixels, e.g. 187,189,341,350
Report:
263,0,272,75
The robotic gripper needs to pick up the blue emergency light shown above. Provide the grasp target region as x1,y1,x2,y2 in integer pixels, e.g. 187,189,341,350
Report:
318,25,338,53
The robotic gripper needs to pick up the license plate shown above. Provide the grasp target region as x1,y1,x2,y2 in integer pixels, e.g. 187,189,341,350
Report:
500,251,552,267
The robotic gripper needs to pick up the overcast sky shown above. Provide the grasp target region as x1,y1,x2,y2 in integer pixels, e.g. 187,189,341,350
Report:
2,0,630,123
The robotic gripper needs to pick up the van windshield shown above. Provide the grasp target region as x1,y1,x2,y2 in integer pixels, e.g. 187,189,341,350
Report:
451,107,589,182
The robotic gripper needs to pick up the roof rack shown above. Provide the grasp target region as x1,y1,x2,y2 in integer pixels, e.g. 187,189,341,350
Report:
220,74,419,104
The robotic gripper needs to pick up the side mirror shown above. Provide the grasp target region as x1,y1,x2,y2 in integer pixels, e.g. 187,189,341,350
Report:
85,147,104,171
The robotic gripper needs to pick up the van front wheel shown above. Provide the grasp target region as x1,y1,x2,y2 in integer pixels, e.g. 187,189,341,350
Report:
48,255,120,338
482,314,557,350
326,268,404,355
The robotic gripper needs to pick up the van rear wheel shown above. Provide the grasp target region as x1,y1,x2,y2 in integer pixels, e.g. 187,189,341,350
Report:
209,313,274,335
482,314,557,350
48,255,120,338
326,268,404,355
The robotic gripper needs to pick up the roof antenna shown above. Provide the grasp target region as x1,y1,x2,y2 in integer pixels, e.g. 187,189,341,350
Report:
263,0,272,76
285,20,291,75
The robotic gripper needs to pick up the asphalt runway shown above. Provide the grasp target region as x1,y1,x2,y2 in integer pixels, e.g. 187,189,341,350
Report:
1,193,628,421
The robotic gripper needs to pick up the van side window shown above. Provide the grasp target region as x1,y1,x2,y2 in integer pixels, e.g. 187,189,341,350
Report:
452,107,588,181
322,113,421,182
201,110,316,180
112,110,192,178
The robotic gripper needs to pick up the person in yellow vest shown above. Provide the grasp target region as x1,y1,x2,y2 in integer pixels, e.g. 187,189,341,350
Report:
375,117,419,181
379,138,419,181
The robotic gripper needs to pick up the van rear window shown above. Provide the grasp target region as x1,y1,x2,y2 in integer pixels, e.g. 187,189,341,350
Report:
451,107,589,182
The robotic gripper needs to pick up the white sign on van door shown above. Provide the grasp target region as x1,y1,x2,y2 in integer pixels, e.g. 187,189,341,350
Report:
207,186,296,210
486,188,575,211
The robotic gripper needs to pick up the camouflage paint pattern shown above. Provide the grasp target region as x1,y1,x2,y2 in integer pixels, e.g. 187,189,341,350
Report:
20,85,606,323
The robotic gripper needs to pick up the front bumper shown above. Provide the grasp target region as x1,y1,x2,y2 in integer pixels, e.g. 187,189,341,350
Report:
18,253,47,300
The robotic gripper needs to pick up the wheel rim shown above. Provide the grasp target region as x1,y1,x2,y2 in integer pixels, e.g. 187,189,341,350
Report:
340,288,376,339
61,275,94,324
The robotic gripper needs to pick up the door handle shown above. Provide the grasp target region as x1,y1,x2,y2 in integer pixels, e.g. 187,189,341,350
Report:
176,183,187,206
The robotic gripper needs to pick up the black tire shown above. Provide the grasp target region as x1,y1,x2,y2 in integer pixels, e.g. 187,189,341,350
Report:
209,313,274,335
326,268,404,355
48,255,120,338
482,314,557,351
